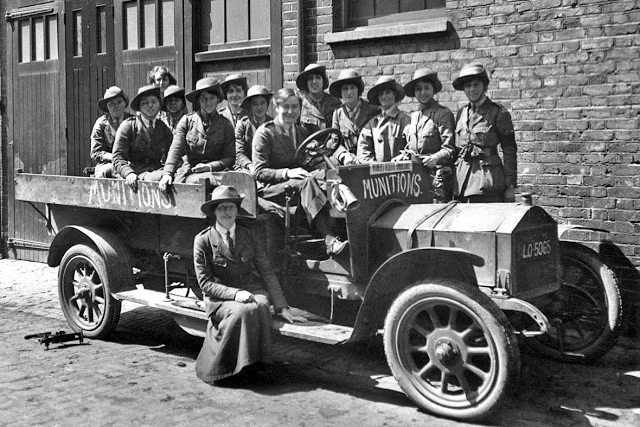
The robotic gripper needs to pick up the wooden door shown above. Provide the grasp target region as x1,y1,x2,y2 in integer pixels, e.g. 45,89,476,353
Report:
65,0,115,176
194,0,282,94
114,0,185,96
6,1,66,261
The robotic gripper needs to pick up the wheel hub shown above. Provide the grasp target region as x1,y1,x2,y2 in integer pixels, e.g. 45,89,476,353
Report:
434,338,460,366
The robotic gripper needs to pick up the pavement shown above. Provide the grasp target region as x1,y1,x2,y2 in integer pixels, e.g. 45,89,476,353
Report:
1,258,639,427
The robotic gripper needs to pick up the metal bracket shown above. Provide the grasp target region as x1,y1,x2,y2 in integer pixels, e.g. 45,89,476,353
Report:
491,296,551,337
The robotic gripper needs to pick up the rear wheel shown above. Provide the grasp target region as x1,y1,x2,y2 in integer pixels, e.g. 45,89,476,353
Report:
58,244,121,338
527,242,621,363
384,281,520,421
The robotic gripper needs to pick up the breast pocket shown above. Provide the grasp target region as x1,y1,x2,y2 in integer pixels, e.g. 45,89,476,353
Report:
186,129,204,154
420,122,440,153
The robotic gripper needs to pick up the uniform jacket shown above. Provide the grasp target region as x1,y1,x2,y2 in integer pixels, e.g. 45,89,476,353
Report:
454,97,517,197
112,115,173,178
163,111,235,176
331,99,379,155
299,92,342,135
159,109,187,134
357,105,411,163
253,120,310,184
235,114,273,171
403,100,456,166
90,112,131,165
193,224,288,317
218,106,248,130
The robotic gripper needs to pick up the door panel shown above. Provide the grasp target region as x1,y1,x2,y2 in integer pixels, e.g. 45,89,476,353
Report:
6,2,65,261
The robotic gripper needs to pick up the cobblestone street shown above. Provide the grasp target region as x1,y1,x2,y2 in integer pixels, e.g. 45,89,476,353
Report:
1,258,639,427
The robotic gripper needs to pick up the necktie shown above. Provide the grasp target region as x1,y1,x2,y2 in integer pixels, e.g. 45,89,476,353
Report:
227,229,235,254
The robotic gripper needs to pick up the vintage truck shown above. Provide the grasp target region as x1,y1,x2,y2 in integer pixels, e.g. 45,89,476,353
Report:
13,130,622,421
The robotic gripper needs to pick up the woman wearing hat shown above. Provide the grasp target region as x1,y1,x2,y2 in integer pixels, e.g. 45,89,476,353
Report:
112,85,173,190
357,76,410,163
235,85,273,174
296,63,342,135
218,74,249,129
328,69,379,165
160,85,188,133
452,62,517,203
253,88,348,256
398,69,456,202
194,185,306,385
90,86,132,178
159,77,235,190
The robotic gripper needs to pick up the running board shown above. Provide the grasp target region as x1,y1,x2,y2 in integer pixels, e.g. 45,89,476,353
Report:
115,289,353,345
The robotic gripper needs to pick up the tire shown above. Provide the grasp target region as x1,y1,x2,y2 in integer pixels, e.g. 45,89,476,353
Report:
58,244,121,339
527,242,622,364
383,281,520,422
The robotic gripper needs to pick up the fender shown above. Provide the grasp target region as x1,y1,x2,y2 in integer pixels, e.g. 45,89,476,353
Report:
47,225,135,294
558,224,609,240
347,247,484,343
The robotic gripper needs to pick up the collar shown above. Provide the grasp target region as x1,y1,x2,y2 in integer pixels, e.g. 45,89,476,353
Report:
419,99,438,111
307,92,325,106
138,113,156,128
215,222,236,240
345,99,361,113
380,104,400,119
274,117,292,134
470,95,488,111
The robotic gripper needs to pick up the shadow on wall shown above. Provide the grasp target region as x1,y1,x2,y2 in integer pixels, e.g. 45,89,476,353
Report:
599,240,640,338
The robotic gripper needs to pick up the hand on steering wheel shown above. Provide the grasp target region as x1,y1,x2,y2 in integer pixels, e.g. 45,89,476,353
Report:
294,128,344,170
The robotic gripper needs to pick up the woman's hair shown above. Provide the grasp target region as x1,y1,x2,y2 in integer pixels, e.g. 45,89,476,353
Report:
273,88,299,106
147,66,177,86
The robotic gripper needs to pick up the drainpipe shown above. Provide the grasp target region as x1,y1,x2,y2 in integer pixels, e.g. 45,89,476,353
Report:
297,0,305,72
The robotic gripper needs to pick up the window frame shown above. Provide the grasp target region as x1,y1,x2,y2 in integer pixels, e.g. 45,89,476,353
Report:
339,0,446,30
122,0,174,51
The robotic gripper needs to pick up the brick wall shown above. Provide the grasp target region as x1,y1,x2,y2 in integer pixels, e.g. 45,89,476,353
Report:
0,0,6,259
285,0,640,329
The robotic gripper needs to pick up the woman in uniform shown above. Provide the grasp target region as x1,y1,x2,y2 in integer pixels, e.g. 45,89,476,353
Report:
235,85,273,175
452,63,517,203
399,69,456,203
160,85,188,133
159,77,235,190
252,88,348,256
194,185,305,385
296,64,342,135
357,76,410,163
90,86,131,178
147,65,177,95
219,74,249,129
328,69,378,165
112,85,173,190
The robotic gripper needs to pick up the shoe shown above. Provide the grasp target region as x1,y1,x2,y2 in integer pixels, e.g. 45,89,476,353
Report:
326,237,348,256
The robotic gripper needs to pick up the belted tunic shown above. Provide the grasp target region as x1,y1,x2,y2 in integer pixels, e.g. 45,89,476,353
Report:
90,112,132,177
454,97,517,198
357,105,410,163
299,92,342,135
331,99,378,156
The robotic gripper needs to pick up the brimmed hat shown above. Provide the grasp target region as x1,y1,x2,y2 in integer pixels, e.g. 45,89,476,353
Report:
186,77,224,103
162,85,185,107
221,74,249,99
130,85,161,111
98,86,129,112
366,76,405,106
403,69,443,97
240,85,273,110
452,63,490,91
296,64,329,92
200,185,250,217
328,69,365,98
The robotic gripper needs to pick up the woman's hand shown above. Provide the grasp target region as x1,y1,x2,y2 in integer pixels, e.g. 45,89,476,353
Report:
279,307,308,324
102,152,113,162
421,155,438,169
234,290,255,303
287,167,310,179
125,173,138,190
158,175,173,192
191,163,212,173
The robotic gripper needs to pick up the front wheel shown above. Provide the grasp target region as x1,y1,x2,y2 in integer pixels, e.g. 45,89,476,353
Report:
526,242,622,363
384,281,520,421
58,244,121,338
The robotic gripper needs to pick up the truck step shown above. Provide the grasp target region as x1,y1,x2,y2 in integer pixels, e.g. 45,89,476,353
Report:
115,289,353,345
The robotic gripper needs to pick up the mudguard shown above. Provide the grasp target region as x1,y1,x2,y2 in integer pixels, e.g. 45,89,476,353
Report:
47,225,135,294
348,247,484,343
557,224,609,240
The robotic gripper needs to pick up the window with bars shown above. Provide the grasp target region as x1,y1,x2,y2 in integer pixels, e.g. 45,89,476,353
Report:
343,0,446,29
122,0,174,50
18,15,58,63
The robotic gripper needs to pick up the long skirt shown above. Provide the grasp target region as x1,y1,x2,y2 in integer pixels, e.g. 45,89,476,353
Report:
195,291,273,383
259,170,327,223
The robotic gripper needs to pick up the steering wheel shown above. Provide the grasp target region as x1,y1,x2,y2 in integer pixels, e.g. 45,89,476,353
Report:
294,128,344,170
